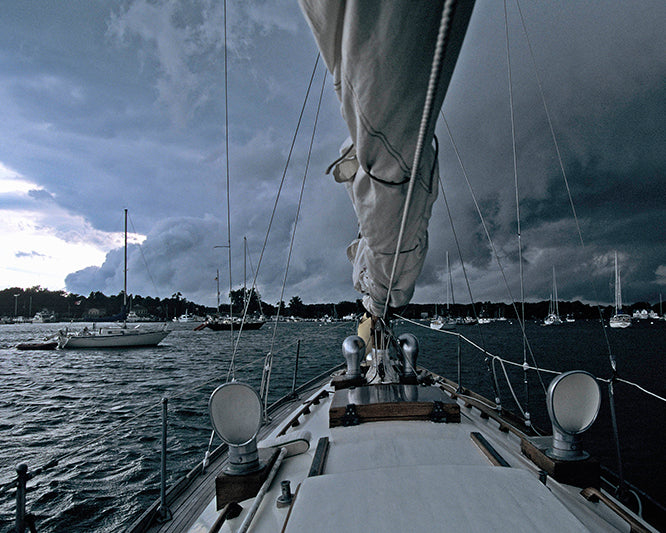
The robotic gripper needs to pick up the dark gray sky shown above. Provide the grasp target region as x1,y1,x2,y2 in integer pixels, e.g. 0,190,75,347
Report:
0,1,664,308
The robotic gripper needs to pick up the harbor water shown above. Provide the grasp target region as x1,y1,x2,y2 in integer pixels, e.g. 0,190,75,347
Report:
1,319,664,532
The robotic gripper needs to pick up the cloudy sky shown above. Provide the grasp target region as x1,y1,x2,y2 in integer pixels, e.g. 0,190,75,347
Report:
1,1,664,309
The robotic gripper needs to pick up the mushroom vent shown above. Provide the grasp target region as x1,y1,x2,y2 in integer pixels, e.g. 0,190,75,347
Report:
209,382,263,474
546,370,601,461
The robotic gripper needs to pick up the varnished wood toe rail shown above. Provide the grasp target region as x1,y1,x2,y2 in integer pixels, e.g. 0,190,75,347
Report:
580,487,652,533
277,389,330,437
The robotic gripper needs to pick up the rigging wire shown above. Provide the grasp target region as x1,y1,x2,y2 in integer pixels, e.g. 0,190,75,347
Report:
383,0,456,320
223,0,236,371
439,115,547,396
225,53,322,383
504,0,531,426
513,0,615,360
432,138,503,409
260,66,327,416
514,0,624,489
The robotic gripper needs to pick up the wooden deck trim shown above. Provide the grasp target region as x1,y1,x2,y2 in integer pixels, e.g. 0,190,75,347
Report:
277,389,331,437
436,377,539,439
580,487,652,533
470,431,510,467
328,384,460,427
308,437,330,477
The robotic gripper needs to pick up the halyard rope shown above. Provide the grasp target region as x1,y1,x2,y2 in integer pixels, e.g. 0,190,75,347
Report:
384,0,457,320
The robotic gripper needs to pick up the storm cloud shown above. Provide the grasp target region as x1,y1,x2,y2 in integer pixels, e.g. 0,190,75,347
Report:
1,1,664,308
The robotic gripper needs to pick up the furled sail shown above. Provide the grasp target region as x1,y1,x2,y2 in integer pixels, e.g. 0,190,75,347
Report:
299,0,475,316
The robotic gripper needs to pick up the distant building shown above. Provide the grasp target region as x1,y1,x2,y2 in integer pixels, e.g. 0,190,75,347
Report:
85,308,106,319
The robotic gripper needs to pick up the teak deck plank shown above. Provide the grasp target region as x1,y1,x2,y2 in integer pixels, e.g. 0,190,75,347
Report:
329,384,460,427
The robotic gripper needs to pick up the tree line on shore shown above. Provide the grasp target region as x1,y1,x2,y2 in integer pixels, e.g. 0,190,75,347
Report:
1,286,662,322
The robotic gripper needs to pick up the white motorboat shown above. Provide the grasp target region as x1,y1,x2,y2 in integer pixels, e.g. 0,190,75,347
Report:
173,311,202,323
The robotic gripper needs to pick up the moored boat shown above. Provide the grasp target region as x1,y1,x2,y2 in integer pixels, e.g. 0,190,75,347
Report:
57,209,171,348
610,252,631,329
198,316,266,331
16,340,58,350
57,324,169,348
543,267,563,326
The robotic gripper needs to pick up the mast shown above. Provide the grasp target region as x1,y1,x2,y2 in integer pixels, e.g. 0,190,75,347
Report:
553,266,559,317
446,251,451,314
614,251,621,313
216,269,221,314
123,208,128,316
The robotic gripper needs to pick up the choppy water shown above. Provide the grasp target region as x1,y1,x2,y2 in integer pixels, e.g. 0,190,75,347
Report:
0,319,664,532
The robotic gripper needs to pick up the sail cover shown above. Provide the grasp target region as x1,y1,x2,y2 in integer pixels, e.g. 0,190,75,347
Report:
299,0,475,315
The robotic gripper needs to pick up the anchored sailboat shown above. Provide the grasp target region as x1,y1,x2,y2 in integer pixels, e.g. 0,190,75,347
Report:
544,266,563,326
430,252,456,330
57,209,169,348
609,251,631,329
199,238,266,331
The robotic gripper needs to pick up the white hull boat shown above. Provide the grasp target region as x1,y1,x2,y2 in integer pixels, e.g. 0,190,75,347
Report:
429,316,456,330
544,267,563,326
58,209,170,348
610,252,631,329
58,325,169,348
609,314,632,329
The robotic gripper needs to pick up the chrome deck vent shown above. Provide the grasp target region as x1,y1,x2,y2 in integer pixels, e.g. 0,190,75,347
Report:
342,335,365,378
545,370,601,461
209,382,263,475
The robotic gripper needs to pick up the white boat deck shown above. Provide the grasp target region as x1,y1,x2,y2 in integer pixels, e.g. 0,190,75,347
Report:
187,379,652,533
